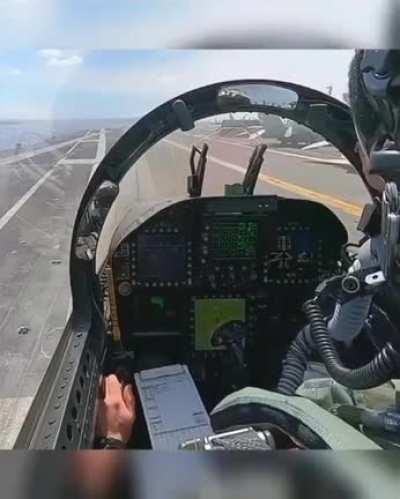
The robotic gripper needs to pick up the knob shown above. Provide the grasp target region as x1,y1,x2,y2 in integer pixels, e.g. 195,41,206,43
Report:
342,275,360,294
118,281,133,297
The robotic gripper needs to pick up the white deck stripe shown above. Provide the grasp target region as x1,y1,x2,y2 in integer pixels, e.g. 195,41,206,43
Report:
90,128,107,179
266,148,350,165
0,141,80,232
249,129,266,139
210,136,349,166
95,128,106,162
58,159,96,165
0,137,86,166
302,140,330,150
0,396,33,449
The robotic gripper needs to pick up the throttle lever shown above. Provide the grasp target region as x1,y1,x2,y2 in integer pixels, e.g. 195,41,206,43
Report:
211,320,247,368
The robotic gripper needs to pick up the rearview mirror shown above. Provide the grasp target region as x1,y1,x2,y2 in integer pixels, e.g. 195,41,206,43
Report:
217,83,298,110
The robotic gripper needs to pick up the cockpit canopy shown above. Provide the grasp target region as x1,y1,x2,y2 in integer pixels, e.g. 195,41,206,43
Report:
71,79,372,281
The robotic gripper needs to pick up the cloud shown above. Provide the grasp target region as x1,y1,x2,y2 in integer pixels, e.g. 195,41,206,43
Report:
8,68,22,76
0,67,22,76
69,50,353,112
38,49,83,67
1,49,354,119
0,0,31,6
0,0,54,48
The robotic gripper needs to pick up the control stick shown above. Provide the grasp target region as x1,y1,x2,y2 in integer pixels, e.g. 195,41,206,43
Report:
211,320,247,369
211,321,251,390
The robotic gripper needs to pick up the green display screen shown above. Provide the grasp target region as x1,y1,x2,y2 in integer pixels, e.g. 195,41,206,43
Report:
194,298,246,351
211,221,258,258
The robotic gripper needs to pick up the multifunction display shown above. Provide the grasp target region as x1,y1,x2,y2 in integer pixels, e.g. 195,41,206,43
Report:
210,221,258,259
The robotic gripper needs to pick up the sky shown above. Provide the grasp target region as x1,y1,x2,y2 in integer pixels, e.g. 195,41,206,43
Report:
0,49,355,120
0,0,394,49
0,0,396,119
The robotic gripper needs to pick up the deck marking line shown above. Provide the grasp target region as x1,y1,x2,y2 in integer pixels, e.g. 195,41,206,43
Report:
164,138,362,217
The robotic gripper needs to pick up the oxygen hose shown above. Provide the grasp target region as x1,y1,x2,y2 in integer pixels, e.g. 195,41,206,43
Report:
302,299,400,390
277,296,374,396
327,296,373,343
277,326,314,396
325,235,385,344
278,300,400,395
278,234,399,395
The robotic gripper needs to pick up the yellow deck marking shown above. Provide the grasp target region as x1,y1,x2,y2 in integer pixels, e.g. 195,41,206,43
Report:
165,139,363,218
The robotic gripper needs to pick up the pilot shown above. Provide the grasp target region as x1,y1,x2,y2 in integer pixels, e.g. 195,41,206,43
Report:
95,49,400,450
348,50,400,194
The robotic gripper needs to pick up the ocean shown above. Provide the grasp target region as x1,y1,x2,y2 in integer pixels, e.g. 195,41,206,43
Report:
0,118,136,153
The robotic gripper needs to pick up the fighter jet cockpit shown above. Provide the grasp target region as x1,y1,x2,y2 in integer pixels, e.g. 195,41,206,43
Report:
17,80,400,451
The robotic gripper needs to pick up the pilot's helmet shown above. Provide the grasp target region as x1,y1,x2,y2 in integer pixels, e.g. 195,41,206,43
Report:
348,50,400,192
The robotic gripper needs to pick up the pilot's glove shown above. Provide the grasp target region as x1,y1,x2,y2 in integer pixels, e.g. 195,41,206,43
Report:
95,375,136,449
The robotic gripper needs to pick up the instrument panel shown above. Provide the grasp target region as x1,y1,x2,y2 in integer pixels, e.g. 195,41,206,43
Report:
111,195,347,348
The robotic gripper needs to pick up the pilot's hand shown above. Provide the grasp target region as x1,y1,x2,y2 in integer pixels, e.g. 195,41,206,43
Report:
96,374,136,445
